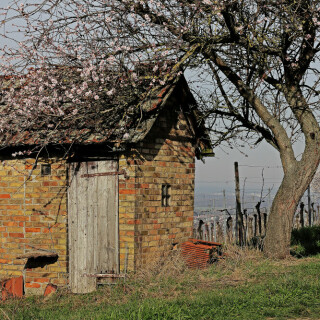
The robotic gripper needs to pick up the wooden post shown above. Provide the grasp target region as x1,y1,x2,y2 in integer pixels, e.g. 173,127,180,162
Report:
210,222,214,241
263,212,268,236
216,221,223,243
197,219,204,239
308,185,312,226
205,223,209,241
254,214,258,237
294,215,299,229
226,216,233,243
255,201,262,236
248,216,253,242
243,209,248,243
311,202,315,225
234,162,244,245
300,202,305,228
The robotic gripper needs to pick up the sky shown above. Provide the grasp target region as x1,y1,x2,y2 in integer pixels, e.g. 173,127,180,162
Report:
0,0,315,204
194,139,320,211
195,141,284,195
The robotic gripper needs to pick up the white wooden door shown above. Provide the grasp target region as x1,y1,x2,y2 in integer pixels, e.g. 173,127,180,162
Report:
68,160,119,293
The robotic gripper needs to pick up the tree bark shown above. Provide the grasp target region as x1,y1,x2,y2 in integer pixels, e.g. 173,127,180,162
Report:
264,157,320,258
203,46,320,259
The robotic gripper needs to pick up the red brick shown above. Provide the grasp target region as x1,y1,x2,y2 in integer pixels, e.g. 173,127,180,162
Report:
43,181,58,186
119,189,135,195
9,233,24,238
3,222,18,227
2,276,23,301
25,228,41,233
0,194,10,199
127,219,141,225
33,278,50,283
44,283,57,297
12,216,29,221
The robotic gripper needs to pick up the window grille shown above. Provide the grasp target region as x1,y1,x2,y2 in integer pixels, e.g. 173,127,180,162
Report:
161,184,171,207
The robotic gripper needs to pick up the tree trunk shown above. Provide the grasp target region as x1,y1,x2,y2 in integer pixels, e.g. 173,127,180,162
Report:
264,160,319,258
263,182,297,258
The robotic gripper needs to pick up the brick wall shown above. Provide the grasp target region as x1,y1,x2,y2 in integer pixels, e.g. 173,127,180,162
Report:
0,107,197,291
0,159,67,295
118,107,195,270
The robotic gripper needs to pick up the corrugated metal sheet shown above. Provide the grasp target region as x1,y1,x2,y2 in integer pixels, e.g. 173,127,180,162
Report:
181,238,222,269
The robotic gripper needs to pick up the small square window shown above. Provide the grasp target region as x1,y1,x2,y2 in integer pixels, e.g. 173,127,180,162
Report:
161,184,171,207
41,164,51,176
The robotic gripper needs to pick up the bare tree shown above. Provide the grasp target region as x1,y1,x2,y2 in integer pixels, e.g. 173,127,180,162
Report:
1,0,320,258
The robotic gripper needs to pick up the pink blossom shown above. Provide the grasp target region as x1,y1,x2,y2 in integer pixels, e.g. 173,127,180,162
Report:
106,89,115,96
107,55,116,63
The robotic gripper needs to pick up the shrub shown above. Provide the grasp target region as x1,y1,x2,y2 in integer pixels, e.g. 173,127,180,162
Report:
291,226,320,256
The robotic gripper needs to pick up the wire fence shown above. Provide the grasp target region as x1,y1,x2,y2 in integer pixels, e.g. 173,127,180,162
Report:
194,163,320,243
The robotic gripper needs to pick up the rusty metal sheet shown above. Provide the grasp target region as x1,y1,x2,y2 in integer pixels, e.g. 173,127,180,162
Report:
181,238,222,269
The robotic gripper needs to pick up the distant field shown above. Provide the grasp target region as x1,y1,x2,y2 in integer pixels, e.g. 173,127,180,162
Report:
2,247,320,320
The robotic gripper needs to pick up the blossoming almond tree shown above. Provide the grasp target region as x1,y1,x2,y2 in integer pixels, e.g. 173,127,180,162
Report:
1,0,320,258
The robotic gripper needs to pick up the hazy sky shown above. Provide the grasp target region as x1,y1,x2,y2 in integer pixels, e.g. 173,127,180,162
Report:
0,1,311,202
195,141,284,194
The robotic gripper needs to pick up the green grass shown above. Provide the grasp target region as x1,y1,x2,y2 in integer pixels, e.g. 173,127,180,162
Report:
2,249,320,320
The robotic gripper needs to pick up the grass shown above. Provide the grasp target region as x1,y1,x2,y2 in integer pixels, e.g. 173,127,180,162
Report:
2,247,320,320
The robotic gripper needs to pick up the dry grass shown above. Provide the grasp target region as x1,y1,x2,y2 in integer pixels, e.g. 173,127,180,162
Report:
121,245,269,300
0,246,309,307
2,246,320,319
1,244,307,308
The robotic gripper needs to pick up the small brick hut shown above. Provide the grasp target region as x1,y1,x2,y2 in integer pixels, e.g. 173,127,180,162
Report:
0,74,212,295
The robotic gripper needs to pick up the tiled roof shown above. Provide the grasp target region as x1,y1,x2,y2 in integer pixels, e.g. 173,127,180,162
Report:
0,73,211,153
